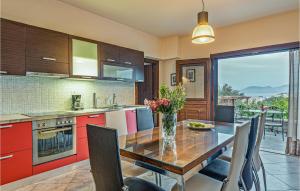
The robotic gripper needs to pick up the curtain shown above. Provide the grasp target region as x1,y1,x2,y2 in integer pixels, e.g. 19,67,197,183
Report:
286,49,300,156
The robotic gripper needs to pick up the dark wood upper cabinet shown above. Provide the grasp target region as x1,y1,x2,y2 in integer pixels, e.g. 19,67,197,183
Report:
26,26,69,74
0,19,26,75
100,43,144,82
99,43,120,63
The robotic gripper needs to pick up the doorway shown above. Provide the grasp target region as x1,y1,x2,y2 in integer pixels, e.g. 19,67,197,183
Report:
135,58,159,126
212,42,299,154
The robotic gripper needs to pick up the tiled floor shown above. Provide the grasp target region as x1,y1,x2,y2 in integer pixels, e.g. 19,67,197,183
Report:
261,131,287,153
3,151,300,191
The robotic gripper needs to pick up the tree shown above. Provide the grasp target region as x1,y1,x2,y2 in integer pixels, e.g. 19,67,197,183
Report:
219,84,244,96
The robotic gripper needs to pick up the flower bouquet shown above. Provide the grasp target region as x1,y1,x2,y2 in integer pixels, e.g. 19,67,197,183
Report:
145,84,186,142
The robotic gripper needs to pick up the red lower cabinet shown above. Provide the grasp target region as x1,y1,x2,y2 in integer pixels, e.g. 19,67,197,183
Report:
126,109,137,134
32,155,77,175
77,138,89,161
0,149,32,185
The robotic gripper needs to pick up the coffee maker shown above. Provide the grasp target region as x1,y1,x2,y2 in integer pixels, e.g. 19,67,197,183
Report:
71,95,83,110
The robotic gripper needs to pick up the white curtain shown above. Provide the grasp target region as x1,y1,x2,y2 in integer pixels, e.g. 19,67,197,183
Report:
286,49,300,156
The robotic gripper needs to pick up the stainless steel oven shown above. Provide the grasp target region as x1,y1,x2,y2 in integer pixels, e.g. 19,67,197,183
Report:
32,117,76,165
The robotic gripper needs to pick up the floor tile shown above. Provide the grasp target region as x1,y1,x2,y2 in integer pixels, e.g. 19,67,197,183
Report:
272,173,300,189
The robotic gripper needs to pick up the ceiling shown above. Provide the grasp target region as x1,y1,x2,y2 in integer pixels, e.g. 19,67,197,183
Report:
60,0,299,37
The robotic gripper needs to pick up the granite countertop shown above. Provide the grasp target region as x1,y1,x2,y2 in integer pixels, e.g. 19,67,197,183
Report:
0,105,147,124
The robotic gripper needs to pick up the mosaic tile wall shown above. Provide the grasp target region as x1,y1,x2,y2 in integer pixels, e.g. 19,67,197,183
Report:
0,76,135,114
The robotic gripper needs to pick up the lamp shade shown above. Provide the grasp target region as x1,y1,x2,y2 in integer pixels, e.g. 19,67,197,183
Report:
192,24,215,44
192,11,215,44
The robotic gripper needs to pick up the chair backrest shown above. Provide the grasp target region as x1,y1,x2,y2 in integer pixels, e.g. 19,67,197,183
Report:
214,105,235,123
87,125,124,191
136,107,154,131
253,111,267,171
106,110,128,136
222,121,251,191
241,114,260,190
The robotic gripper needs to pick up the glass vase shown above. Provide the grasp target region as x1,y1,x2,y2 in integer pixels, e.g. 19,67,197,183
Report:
162,113,177,142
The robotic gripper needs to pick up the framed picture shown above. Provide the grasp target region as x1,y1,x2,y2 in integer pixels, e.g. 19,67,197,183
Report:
186,69,196,82
170,73,176,86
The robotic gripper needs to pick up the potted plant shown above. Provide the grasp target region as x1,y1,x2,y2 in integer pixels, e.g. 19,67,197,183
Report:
145,84,186,142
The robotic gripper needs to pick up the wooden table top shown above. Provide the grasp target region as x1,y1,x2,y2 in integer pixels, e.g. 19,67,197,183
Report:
119,120,237,175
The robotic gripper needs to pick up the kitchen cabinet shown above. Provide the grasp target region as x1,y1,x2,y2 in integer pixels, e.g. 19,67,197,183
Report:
100,43,144,82
33,155,77,175
26,26,69,75
71,38,99,78
102,63,135,81
0,121,32,185
0,19,26,75
0,122,32,154
0,149,32,185
99,43,120,63
125,110,137,134
77,138,89,161
76,113,106,129
76,113,105,161
120,48,144,82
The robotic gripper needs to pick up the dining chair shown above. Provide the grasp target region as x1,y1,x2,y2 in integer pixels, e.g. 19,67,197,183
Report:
136,107,155,131
199,114,259,191
219,112,267,191
264,108,285,141
252,111,267,191
86,124,165,191
172,121,251,191
214,105,235,123
106,110,128,136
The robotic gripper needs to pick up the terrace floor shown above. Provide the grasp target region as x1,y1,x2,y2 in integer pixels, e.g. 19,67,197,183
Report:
261,130,287,154
3,151,299,191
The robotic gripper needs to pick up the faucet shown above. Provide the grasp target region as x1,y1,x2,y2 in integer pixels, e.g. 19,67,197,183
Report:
112,93,117,105
93,93,97,108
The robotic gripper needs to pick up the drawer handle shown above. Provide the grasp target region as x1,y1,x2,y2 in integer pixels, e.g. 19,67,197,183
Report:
124,61,132,65
0,124,13,129
0,71,8,74
106,58,115,62
88,115,100,118
0,155,13,160
42,57,57,61
116,78,125,81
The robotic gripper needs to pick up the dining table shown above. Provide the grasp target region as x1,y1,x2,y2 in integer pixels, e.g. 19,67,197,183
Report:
118,120,239,191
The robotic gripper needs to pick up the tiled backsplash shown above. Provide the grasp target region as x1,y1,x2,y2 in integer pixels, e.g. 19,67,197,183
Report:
0,76,135,114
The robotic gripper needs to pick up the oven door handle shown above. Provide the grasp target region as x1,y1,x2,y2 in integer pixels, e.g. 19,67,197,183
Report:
39,127,72,134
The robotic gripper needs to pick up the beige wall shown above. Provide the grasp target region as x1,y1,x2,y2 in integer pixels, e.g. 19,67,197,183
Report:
179,10,299,59
1,0,160,58
159,10,299,87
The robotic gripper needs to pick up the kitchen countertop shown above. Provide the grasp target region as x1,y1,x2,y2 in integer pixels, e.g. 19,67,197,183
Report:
0,114,32,124
0,105,147,124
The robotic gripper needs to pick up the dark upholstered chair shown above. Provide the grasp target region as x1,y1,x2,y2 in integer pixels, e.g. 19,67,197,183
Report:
136,108,154,131
87,125,165,191
199,114,260,191
214,105,235,123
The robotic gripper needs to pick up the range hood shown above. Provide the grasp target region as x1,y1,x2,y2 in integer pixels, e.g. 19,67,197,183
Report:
26,71,69,78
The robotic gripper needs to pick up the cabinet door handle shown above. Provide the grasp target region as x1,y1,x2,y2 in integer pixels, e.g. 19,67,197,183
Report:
124,61,132,65
106,58,115,62
88,115,100,118
0,154,13,160
116,78,125,81
0,124,13,129
42,57,57,61
0,71,8,74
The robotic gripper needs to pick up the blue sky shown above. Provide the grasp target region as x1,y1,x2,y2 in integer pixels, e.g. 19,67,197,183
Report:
218,51,289,90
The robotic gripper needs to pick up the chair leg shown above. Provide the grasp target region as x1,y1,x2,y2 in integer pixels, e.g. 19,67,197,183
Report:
252,164,261,191
240,177,248,191
260,157,267,191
